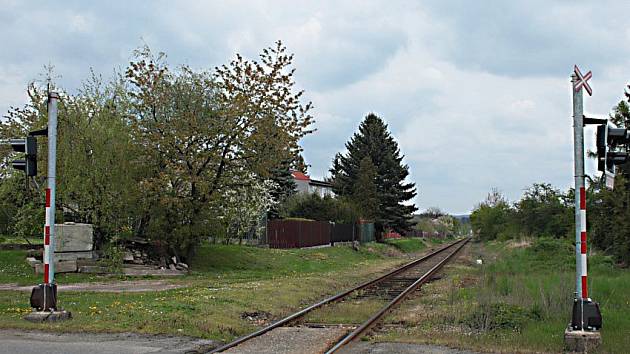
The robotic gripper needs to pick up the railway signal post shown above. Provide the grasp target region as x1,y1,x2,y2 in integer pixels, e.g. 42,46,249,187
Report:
565,66,601,352
24,91,71,322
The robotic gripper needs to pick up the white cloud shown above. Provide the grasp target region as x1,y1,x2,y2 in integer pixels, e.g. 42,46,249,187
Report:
68,13,93,33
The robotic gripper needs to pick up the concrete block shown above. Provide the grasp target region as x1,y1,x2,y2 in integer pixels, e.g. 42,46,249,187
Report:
76,259,99,267
564,326,602,352
54,251,94,262
54,223,93,252
35,260,77,274
123,251,134,261
25,257,41,267
24,310,72,322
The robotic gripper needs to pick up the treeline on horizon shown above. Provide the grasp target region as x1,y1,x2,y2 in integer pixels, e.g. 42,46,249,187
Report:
472,90,630,266
471,179,630,266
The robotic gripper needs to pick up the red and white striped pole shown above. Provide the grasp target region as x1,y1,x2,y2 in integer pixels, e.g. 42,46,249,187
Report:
566,67,602,337
44,92,58,288
569,68,603,334
44,188,51,284
579,187,588,299
572,72,587,301
571,71,590,303
44,92,58,286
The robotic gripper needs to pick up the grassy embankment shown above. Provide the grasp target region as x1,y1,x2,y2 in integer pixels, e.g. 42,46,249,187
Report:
376,238,630,354
0,239,431,341
0,236,42,245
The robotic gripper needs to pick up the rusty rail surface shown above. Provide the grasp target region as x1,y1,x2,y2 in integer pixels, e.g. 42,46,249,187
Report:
209,237,468,353
325,237,470,354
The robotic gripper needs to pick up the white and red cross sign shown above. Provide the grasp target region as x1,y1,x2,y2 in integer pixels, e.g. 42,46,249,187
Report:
574,65,592,96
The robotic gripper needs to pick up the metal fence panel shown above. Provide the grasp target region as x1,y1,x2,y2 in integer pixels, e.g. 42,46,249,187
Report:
331,223,355,243
358,223,375,243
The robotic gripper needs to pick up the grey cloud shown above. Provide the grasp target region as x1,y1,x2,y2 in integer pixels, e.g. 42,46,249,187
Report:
423,0,630,77
294,27,408,90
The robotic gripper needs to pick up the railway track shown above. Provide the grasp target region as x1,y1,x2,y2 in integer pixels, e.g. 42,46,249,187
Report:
210,237,470,354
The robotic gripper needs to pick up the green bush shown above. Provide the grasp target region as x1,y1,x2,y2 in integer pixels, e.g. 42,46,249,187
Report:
462,302,536,332
11,202,45,240
279,193,359,223
100,242,124,273
527,237,573,256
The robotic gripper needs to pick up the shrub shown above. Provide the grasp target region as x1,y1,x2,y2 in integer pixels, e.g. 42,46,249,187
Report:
528,237,572,256
100,242,125,273
279,193,359,223
461,302,535,332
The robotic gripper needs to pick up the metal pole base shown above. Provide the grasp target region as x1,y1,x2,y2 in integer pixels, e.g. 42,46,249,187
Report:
29,283,57,311
570,298,602,330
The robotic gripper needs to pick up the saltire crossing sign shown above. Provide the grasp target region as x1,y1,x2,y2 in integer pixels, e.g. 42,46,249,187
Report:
574,65,592,96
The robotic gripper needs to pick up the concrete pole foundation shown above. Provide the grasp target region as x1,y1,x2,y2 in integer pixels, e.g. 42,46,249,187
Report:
24,310,72,323
564,325,602,353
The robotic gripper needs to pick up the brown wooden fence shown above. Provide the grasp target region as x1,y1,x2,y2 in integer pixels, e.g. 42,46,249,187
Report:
267,220,331,249
267,220,375,249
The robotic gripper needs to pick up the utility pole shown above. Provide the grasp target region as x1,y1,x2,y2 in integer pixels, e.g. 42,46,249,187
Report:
565,66,601,352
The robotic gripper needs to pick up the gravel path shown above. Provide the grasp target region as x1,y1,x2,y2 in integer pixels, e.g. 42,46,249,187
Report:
224,326,351,354
0,279,185,292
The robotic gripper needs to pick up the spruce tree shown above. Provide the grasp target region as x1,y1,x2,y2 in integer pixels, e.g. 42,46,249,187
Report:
267,157,296,219
292,152,309,173
352,156,378,220
331,113,417,234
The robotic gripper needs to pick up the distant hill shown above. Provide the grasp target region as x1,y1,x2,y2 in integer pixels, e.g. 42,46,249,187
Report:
452,214,470,223
410,213,470,224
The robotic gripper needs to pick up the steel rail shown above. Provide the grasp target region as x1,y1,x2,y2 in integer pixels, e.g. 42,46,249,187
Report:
325,238,470,354
209,237,467,353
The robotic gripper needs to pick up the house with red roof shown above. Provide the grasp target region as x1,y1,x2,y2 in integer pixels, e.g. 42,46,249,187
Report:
291,171,334,198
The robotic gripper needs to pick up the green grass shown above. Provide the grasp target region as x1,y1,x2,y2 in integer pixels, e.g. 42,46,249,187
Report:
376,238,630,354
0,250,37,284
384,238,427,253
190,243,389,280
0,250,115,285
0,242,405,286
0,274,363,341
427,236,455,245
0,241,425,341
0,236,42,245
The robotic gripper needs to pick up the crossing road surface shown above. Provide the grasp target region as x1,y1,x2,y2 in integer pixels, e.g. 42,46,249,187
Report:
0,330,481,354
0,330,216,354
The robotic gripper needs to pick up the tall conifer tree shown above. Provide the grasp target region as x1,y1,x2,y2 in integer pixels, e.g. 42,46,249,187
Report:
353,156,378,220
331,113,417,234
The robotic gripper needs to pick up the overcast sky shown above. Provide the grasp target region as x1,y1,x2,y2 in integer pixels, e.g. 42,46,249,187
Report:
2,0,630,214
